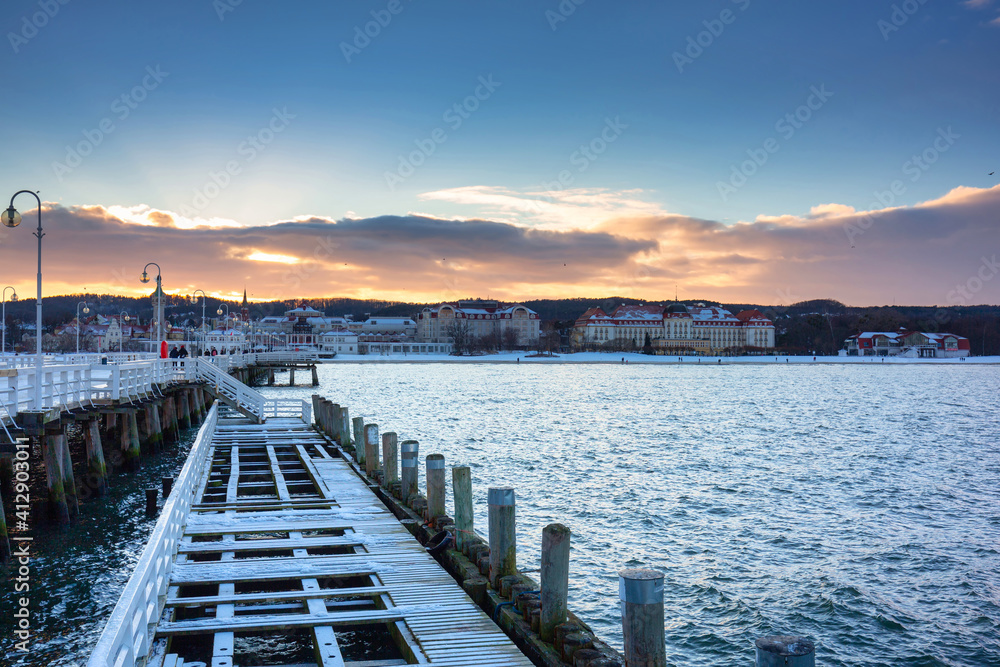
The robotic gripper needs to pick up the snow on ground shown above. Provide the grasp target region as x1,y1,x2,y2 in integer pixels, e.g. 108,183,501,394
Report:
322,351,999,365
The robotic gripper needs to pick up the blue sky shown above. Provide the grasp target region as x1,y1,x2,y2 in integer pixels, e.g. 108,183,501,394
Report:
0,0,998,304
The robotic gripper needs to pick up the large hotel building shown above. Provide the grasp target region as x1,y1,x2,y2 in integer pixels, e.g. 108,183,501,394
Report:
572,303,775,354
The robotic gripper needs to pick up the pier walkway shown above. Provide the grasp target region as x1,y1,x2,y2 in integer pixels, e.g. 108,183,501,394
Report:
88,403,533,667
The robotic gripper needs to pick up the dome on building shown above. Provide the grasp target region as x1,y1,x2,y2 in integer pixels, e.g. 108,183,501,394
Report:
665,302,689,314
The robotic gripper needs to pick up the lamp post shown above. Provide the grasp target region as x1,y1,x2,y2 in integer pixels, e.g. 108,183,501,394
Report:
119,311,130,353
76,301,90,354
191,289,207,353
2,190,45,410
1,286,16,355
139,263,163,352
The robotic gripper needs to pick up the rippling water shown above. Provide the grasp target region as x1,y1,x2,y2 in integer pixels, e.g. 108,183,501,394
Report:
4,364,999,666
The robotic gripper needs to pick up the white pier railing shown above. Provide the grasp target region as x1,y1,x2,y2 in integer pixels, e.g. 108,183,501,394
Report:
86,403,220,667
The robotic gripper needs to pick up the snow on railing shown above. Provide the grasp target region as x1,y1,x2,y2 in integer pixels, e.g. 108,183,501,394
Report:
87,403,220,667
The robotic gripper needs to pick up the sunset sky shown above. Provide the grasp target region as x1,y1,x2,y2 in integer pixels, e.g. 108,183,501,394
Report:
0,0,998,306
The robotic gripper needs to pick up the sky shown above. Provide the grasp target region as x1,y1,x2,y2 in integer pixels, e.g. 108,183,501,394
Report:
0,0,997,307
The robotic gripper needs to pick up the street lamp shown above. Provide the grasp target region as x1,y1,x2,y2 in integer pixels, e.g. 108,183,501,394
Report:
191,289,207,352
2,190,44,409
76,301,90,354
119,311,130,353
217,303,230,329
139,262,163,351
1,286,16,355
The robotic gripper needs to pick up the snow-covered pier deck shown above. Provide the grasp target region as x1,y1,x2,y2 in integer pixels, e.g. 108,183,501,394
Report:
88,403,533,667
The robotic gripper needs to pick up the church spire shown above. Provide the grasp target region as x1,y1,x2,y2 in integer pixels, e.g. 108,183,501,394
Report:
241,287,250,322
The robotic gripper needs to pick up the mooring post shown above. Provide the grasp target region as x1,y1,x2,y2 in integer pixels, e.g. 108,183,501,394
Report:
452,465,473,553
352,417,365,465
340,406,351,446
57,430,79,518
426,454,446,524
42,434,70,526
268,368,275,385
289,368,295,386
364,423,380,475
382,432,398,488
540,523,571,642
400,440,419,503
488,487,517,589
755,636,816,667
126,410,141,470
619,568,666,667
311,365,319,386
83,419,108,497
162,476,173,498
145,488,158,515
311,395,321,427
328,402,340,441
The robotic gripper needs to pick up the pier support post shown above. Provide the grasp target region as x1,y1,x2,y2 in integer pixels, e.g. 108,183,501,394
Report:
289,368,295,386
162,476,173,497
0,485,9,562
400,440,419,503
619,568,666,667
84,419,108,497
352,417,365,465
149,404,163,452
426,454,446,524
125,410,141,470
58,431,78,518
268,368,275,385
488,487,516,589
311,365,319,386
43,434,70,526
326,402,338,440
104,412,116,437
452,466,473,554
382,432,398,489
540,523,571,642
166,397,180,444
755,637,815,667
179,391,192,430
364,424,380,476
145,488,158,515
311,395,321,427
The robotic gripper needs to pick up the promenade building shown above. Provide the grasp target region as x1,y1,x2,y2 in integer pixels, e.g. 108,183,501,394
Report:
415,300,541,345
572,302,775,354
843,330,970,358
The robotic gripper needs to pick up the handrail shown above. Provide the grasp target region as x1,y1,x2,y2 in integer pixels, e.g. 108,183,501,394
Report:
87,403,219,667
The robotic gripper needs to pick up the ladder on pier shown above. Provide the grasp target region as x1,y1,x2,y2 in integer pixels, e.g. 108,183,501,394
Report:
89,408,532,667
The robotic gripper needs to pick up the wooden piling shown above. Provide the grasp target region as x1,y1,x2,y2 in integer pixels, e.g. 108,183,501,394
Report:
162,476,173,497
452,466,473,554
352,417,365,465
0,485,9,562
289,368,295,386
382,432,398,488
104,412,116,433
148,403,163,452
57,431,79,519
126,410,141,470
166,397,180,443
540,523,571,642
311,365,319,386
488,487,517,589
268,368,275,385
364,423,380,475
619,568,666,667
145,488,158,515
426,454,446,524
43,434,70,526
340,406,351,446
400,440,419,503
755,636,815,667
178,391,192,430
83,419,108,497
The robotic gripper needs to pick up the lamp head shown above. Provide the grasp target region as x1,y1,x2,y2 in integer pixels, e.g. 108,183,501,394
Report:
190,295,199,305
217,307,223,315
83,305,90,314
1,206,20,228
10,292,16,302
124,314,130,322
140,271,149,284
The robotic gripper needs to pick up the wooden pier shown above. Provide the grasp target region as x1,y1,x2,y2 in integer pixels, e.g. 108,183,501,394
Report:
89,404,534,667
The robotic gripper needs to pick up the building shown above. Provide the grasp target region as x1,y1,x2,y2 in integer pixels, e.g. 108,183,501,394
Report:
572,302,775,354
843,330,970,358
415,301,541,345
319,330,359,355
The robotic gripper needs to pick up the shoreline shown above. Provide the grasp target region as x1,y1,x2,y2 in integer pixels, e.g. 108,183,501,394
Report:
317,352,1000,365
